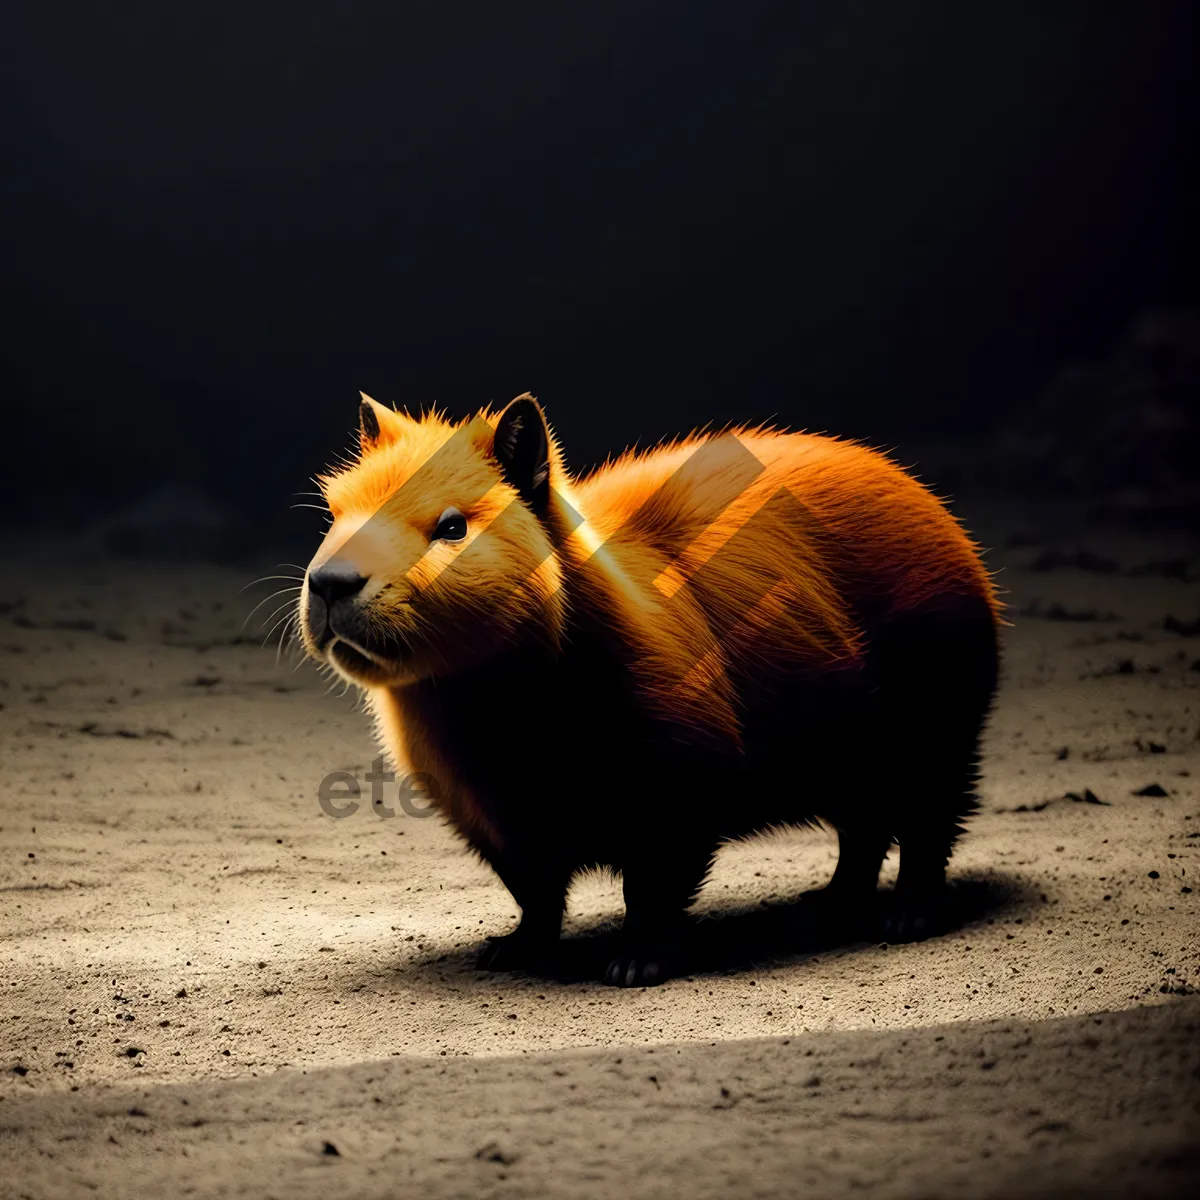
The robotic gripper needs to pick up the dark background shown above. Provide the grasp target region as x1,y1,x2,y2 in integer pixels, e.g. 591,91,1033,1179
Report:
5,1,1198,533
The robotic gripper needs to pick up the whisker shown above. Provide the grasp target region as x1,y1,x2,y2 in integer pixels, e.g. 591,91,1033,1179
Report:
263,614,297,647
260,597,301,630
273,614,300,664
242,586,303,629
239,573,304,595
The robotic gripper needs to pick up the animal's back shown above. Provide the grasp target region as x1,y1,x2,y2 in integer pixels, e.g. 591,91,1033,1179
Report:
572,428,1000,692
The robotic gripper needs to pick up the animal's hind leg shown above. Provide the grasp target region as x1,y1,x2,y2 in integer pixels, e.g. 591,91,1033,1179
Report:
828,826,892,898
885,829,955,943
872,598,998,943
812,824,892,936
884,757,980,942
605,837,717,988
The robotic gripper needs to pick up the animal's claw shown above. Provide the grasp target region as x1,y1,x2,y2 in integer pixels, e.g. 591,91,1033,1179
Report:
602,946,676,988
881,896,945,943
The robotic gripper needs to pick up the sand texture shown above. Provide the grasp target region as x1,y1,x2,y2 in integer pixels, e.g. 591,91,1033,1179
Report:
1,498,1198,1196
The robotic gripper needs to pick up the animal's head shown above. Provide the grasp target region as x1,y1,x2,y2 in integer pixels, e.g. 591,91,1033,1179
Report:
300,393,568,688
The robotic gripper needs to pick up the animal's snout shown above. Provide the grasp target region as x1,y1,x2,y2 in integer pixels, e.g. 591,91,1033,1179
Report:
307,559,368,606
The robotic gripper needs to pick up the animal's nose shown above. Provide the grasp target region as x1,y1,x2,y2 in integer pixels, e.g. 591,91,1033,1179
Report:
307,559,368,606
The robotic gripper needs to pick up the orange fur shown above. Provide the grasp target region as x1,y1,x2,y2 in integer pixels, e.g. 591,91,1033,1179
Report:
306,399,997,712
299,393,1002,982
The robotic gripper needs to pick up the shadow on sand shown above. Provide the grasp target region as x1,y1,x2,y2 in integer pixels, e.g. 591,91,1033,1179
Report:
402,870,1040,986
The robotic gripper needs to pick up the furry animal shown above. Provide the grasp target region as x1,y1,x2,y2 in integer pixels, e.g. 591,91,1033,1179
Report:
299,392,1001,986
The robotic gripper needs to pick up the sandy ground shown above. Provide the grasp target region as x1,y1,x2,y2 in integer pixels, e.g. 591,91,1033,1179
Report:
1,494,1198,1196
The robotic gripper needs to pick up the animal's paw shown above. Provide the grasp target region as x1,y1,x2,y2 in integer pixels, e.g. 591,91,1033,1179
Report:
602,944,678,988
881,896,946,943
476,930,548,972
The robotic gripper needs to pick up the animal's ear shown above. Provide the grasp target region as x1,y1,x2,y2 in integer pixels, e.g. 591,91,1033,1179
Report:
492,393,551,512
358,392,404,451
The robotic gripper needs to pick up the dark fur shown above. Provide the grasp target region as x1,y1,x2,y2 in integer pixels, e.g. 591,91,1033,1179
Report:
406,591,998,985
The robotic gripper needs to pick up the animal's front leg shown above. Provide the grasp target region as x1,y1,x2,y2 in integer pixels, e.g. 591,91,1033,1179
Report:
476,855,569,972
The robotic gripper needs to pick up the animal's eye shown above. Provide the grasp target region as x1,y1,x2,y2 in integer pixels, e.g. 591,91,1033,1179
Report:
431,507,468,542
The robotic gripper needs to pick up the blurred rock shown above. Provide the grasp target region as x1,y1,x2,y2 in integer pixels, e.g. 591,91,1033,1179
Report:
87,483,237,560
994,310,1200,525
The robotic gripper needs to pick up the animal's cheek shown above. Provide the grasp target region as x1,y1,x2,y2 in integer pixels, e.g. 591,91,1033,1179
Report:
426,558,491,603
372,583,418,617
403,542,461,593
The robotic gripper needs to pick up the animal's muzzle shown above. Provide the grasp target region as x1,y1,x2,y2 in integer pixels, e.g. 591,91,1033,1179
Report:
306,558,368,651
